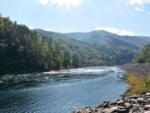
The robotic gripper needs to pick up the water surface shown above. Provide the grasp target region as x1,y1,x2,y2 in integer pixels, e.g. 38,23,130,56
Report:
0,66,127,113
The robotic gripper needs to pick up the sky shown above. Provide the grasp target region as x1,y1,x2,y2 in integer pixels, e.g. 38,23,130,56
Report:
0,0,150,36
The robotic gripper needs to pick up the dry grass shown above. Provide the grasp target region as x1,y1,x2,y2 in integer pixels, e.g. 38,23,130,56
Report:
125,73,150,96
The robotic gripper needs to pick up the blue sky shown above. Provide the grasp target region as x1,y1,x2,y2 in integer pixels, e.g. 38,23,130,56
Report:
0,0,150,36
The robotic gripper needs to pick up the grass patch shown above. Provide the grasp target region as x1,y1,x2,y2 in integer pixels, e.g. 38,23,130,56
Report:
125,73,150,96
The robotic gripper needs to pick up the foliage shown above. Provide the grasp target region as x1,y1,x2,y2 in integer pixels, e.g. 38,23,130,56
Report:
36,29,138,66
125,73,150,96
134,44,150,63
0,16,102,75
93,45,136,65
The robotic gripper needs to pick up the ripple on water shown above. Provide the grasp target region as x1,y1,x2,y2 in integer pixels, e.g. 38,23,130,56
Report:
0,66,127,113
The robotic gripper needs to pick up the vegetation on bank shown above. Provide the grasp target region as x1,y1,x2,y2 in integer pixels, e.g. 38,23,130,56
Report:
125,73,150,96
125,43,150,95
135,44,150,63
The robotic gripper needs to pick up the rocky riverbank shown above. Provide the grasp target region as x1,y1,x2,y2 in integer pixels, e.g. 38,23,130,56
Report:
0,69,78,87
74,64,150,113
73,92,150,113
0,72,56,88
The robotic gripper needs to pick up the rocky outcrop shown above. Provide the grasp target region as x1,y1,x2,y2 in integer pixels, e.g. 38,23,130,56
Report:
73,92,150,113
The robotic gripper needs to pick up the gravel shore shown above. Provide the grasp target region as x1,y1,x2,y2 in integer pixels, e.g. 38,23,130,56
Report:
73,92,150,113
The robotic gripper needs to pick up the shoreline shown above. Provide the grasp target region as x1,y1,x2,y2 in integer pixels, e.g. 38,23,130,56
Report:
0,66,119,88
73,92,150,113
74,63,150,113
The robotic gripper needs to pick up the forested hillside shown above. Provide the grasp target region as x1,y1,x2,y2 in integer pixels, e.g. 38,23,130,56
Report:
0,16,102,75
65,30,150,65
134,44,150,63
36,29,142,65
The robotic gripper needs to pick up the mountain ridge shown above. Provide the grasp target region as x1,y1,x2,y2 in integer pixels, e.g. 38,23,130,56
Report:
35,29,149,65
35,29,150,49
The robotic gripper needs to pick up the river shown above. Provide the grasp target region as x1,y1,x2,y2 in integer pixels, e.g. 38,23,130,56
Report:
0,66,127,113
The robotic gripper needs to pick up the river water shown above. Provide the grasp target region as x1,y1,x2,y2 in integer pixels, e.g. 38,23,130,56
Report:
0,66,127,113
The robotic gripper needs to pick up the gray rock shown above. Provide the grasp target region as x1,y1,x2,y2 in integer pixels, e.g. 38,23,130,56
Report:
73,92,150,113
144,105,150,110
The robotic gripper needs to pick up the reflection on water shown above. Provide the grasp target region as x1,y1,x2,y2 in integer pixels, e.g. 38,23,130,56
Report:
0,67,127,113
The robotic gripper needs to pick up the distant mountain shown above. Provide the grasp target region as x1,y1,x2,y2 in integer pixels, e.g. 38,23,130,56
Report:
35,29,150,65
36,29,150,49
121,36,150,49
66,30,150,49
35,29,70,39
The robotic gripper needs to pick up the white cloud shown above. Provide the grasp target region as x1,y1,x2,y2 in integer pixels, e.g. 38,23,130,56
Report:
96,27,134,36
38,0,49,6
128,0,150,5
28,26,34,30
50,0,82,9
128,0,150,13
38,0,82,9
